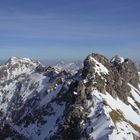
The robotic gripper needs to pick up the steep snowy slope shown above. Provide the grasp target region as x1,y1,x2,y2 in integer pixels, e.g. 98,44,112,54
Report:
0,57,43,111
0,58,71,139
81,54,140,140
86,89,140,140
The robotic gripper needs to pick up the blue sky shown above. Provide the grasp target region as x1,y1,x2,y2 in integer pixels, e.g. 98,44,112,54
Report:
0,0,140,60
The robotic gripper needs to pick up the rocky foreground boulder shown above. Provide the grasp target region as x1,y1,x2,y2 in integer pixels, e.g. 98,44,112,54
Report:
0,54,139,140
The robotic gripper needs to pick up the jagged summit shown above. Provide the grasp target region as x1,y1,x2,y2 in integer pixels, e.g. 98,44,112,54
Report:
0,57,43,83
7,56,31,65
0,53,139,140
110,55,139,88
111,55,125,64
7,56,41,66
82,53,110,78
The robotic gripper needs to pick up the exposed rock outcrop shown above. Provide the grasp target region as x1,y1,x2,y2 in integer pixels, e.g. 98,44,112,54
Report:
82,53,139,104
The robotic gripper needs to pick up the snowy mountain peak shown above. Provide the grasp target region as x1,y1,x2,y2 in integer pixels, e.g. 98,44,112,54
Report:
7,56,40,66
8,56,31,63
82,53,110,78
111,55,124,64
0,57,42,83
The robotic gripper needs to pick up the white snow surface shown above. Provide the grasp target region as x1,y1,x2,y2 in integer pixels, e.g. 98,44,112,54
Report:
87,89,140,140
129,83,140,104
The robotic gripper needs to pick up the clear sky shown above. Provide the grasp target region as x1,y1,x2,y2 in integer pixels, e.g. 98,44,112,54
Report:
0,0,140,60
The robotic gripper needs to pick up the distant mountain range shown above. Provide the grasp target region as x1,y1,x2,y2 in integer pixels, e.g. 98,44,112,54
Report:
52,60,83,75
0,53,139,140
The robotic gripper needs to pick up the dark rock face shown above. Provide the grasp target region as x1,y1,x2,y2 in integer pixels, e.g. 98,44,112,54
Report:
0,124,27,140
53,84,95,140
53,106,83,140
82,55,96,79
82,53,139,104
117,59,139,88
111,55,139,88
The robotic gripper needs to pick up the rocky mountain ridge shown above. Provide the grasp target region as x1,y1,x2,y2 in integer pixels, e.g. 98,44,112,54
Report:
0,54,139,140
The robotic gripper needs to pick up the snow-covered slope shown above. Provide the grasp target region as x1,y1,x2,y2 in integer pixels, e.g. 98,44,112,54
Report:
0,57,43,112
0,54,140,140
0,57,70,139
0,57,41,82
86,89,140,140
79,53,140,140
